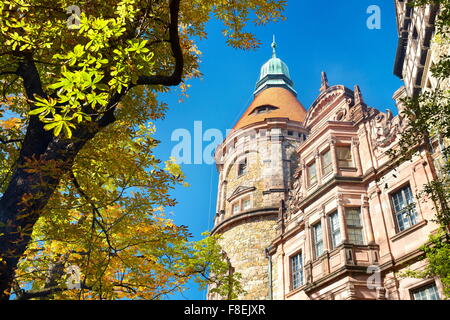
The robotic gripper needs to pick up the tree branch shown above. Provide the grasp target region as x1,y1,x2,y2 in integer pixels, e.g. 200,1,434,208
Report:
0,138,22,144
0,70,17,76
15,283,92,300
136,0,184,86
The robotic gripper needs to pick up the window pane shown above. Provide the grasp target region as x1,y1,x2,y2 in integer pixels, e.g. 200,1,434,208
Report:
242,198,251,211
345,208,364,245
238,158,247,176
313,223,324,257
232,203,240,215
322,149,333,175
291,254,304,290
308,162,317,186
329,211,341,248
391,185,418,232
337,146,353,168
404,186,414,204
396,212,406,231
346,208,362,227
392,191,403,212
413,284,440,300
348,228,364,245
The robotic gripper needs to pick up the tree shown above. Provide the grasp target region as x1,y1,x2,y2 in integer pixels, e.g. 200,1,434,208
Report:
0,0,287,299
187,233,246,300
389,0,450,299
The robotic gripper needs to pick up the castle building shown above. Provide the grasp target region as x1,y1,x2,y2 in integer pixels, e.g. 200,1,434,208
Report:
393,0,449,96
393,0,449,172
209,38,444,300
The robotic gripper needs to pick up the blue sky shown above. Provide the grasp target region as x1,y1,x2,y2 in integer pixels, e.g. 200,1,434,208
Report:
153,0,404,300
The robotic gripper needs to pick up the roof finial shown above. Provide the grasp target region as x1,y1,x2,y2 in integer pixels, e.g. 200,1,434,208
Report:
320,71,329,92
271,35,277,58
354,85,364,105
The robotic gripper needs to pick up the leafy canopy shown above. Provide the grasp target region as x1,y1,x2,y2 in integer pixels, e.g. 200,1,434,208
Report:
0,0,286,299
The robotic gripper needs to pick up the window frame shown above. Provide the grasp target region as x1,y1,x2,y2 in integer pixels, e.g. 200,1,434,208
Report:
312,222,324,258
336,145,354,169
290,252,304,291
231,202,240,215
307,161,318,187
237,158,248,177
345,207,365,245
411,282,441,300
321,148,333,176
242,197,251,211
390,184,418,233
329,211,342,249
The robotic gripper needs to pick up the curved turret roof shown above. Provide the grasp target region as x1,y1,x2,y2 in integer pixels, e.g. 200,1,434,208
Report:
234,38,307,130
233,87,307,130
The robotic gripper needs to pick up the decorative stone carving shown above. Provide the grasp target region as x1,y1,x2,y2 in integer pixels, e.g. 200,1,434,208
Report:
309,92,340,121
227,186,256,202
370,110,402,149
288,176,303,214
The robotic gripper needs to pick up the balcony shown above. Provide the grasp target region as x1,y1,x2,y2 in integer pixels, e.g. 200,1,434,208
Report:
303,242,380,293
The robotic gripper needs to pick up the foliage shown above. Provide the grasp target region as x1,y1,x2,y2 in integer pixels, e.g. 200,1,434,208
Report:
401,231,450,299
392,0,450,299
0,0,287,299
186,233,246,300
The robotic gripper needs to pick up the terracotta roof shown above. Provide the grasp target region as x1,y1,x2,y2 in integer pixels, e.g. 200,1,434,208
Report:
233,87,307,130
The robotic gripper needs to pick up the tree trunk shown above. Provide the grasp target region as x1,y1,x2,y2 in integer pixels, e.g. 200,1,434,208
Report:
0,124,100,300
0,0,182,299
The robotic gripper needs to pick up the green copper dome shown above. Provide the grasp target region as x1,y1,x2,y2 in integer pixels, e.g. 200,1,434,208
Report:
254,37,297,97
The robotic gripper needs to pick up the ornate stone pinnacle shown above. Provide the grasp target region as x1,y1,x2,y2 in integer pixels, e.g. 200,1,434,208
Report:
354,85,364,105
320,71,329,92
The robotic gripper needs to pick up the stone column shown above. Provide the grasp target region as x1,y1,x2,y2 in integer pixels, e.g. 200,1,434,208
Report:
361,195,375,244
221,180,228,213
337,194,348,243
217,180,223,213
329,137,339,176
321,207,331,275
305,221,314,284
321,207,331,252
301,162,308,197
305,221,313,264
315,151,322,185
351,137,363,176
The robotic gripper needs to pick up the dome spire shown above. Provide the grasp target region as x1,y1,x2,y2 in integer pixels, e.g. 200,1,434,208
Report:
271,35,277,58
254,36,297,97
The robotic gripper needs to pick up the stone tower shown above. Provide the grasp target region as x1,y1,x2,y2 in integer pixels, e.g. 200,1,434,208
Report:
209,39,308,300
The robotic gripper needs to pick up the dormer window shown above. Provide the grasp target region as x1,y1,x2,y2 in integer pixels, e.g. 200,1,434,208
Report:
251,105,279,115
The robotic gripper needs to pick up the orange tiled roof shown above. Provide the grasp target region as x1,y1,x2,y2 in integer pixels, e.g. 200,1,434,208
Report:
233,87,307,130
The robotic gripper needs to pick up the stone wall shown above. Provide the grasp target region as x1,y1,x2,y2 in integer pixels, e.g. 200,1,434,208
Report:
218,215,278,300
